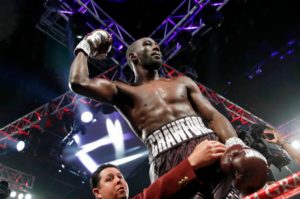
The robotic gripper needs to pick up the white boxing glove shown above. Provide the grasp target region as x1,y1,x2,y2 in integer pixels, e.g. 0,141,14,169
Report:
74,29,113,58
225,137,247,147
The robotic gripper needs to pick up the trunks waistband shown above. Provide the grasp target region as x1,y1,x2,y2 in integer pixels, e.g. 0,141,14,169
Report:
143,116,214,160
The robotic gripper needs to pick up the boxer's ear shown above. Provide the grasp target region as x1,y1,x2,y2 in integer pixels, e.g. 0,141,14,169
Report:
128,53,138,65
93,188,103,199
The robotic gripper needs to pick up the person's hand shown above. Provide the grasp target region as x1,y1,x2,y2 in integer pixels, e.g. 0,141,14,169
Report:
187,140,226,170
74,29,113,59
263,129,285,146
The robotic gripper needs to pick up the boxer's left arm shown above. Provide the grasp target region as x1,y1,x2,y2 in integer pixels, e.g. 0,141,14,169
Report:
184,76,237,142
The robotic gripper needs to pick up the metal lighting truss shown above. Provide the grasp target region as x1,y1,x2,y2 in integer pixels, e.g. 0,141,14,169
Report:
36,8,69,47
1,64,268,148
149,0,229,61
36,0,136,65
37,0,229,64
0,164,35,192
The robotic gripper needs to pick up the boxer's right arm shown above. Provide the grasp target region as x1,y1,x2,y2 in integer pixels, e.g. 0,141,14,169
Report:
69,30,118,104
69,52,118,103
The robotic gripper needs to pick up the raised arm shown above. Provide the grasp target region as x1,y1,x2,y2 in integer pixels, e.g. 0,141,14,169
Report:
185,76,237,142
69,29,118,104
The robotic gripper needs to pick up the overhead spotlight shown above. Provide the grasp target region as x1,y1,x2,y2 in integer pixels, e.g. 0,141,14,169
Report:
18,193,24,199
25,193,32,199
80,111,93,123
16,140,26,152
10,191,17,198
73,134,80,144
291,140,300,149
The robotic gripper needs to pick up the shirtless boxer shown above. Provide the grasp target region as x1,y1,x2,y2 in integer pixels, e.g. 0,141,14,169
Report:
69,29,267,198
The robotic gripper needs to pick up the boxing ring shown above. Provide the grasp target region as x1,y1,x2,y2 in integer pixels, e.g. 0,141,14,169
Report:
244,171,300,199
1,0,299,198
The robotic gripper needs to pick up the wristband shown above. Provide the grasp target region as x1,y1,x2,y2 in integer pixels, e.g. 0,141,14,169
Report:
225,137,247,147
74,40,91,56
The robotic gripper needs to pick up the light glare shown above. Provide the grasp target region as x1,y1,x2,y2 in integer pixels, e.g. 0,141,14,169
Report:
109,151,148,166
10,191,17,198
16,141,26,151
81,111,93,123
25,193,32,199
291,140,300,149
18,193,24,199
106,119,125,158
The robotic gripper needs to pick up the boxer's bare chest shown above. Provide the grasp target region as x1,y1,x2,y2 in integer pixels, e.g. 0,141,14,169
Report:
132,78,187,108
116,78,194,136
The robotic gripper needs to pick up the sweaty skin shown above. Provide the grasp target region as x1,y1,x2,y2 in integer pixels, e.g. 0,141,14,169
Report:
69,37,237,142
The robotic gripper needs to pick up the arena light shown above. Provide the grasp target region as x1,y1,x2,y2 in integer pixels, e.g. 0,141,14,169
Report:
16,140,26,152
10,190,17,198
18,193,24,199
76,136,114,172
25,193,32,199
80,111,93,123
291,140,300,149
109,151,148,166
106,118,125,158
73,134,80,144
77,153,98,173
76,136,112,156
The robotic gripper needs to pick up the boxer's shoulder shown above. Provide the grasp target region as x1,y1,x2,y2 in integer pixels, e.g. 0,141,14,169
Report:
159,75,192,84
173,76,198,90
170,75,194,84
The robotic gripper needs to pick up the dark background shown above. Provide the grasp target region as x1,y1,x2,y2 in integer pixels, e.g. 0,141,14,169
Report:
0,0,300,198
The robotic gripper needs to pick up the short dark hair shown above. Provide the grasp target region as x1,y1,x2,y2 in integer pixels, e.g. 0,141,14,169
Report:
126,41,138,70
90,164,120,189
